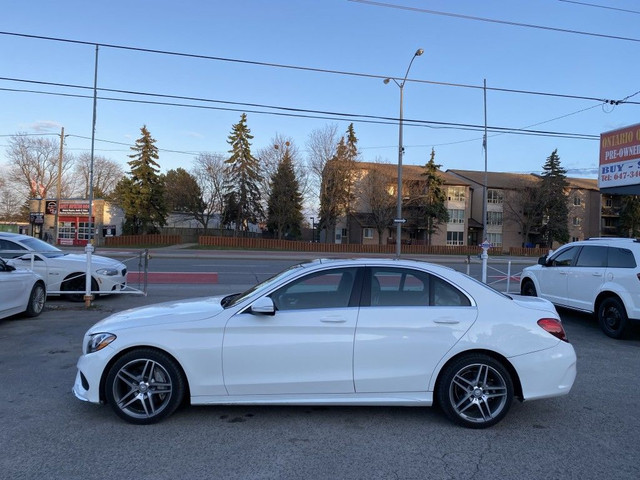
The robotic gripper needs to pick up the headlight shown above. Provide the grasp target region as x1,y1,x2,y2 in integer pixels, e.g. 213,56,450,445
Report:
86,333,116,354
96,268,119,276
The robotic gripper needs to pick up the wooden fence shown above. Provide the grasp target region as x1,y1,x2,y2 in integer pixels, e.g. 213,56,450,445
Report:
104,234,548,257
105,234,182,247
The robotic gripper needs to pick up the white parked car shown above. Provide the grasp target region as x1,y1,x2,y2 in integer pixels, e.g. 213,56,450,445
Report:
0,232,127,302
521,238,640,339
73,258,576,429
0,257,46,320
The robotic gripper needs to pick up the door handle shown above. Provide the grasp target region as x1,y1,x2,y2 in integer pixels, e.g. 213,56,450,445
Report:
320,316,347,323
433,318,460,324
592,272,603,277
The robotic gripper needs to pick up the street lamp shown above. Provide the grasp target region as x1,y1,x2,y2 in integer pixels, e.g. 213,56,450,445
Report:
384,48,424,258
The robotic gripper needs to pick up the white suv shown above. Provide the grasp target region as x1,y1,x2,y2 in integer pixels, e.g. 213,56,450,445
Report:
520,238,640,339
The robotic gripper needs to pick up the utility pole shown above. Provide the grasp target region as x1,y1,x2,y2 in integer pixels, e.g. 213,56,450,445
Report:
54,127,64,245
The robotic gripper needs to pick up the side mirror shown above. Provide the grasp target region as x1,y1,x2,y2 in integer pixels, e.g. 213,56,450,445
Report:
250,296,276,315
537,256,547,266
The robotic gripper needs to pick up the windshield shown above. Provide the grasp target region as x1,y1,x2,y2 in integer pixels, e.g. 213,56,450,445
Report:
224,263,306,309
19,237,65,258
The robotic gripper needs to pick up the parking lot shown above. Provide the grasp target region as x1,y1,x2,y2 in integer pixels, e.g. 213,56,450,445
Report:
1,262,639,480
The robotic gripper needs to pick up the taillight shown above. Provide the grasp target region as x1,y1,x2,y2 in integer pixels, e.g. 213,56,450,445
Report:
537,318,569,342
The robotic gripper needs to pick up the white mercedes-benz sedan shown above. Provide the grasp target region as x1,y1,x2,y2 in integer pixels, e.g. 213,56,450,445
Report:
73,258,576,429
0,257,46,320
0,232,127,302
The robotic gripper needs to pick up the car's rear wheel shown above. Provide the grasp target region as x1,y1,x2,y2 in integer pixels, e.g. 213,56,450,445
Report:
105,349,185,425
520,279,537,297
25,282,46,317
437,354,514,429
598,297,630,339
62,274,98,302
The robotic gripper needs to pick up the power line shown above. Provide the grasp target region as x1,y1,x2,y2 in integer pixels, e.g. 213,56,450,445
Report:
0,33,634,105
558,0,640,15
349,0,640,43
0,83,600,141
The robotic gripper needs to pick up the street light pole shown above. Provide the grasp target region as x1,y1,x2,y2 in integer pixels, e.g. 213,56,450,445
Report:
385,48,424,258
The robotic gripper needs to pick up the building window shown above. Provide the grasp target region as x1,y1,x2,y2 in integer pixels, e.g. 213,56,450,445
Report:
573,196,582,206
363,228,374,239
487,189,503,204
487,233,502,246
447,209,465,224
573,217,581,226
486,211,503,226
572,237,580,242
78,222,94,241
447,186,465,202
605,197,613,207
446,231,465,246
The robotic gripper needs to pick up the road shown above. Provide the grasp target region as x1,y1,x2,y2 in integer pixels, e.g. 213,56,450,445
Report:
1,252,638,480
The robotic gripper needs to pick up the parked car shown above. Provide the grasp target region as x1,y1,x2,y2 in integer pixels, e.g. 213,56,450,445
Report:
0,232,127,302
0,257,46,320
73,258,576,429
520,237,640,339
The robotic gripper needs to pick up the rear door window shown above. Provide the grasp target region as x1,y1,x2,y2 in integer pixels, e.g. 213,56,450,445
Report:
575,246,607,267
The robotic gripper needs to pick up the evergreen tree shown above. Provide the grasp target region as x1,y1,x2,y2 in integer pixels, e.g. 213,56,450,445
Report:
539,149,569,247
618,195,640,237
163,167,205,216
266,145,304,239
419,149,448,245
223,114,263,235
342,123,359,243
112,126,167,234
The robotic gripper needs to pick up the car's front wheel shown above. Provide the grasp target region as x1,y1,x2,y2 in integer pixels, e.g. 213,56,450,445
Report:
598,297,631,339
437,354,514,429
25,282,46,317
105,349,185,425
62,275,98,302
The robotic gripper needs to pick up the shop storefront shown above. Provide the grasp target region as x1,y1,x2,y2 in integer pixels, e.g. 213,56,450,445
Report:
29,198,122,246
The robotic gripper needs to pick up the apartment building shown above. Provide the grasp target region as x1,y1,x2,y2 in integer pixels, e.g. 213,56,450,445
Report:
335,162,610,251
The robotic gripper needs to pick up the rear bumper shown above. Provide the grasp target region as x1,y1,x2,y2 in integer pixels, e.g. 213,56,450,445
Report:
510,341,577,401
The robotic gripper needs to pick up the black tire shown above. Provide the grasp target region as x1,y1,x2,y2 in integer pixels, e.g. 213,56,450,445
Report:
62,274,98,302
105,349,185,425
436,354,514,429
520,279,537,297
597,297,631,339
25,282,46,317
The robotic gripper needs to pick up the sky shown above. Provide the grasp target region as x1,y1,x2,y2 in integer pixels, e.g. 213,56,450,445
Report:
1,0,639,181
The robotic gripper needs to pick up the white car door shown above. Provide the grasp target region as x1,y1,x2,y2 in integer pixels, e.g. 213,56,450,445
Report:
536,246,579,306
566,245,607,311
354,267,477,393
222,267,360,395
0,263,26,317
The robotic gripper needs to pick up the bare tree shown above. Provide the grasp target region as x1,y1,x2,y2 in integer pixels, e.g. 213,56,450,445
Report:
306,124,339,204
503,176,543,246
0,166,25,221
358,162,395,245
191,153,228,231
5,134,74,200
72,153,124,198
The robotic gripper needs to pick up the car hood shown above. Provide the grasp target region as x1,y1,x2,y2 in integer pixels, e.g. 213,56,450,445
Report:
53,253,125,268
88,295,226,332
